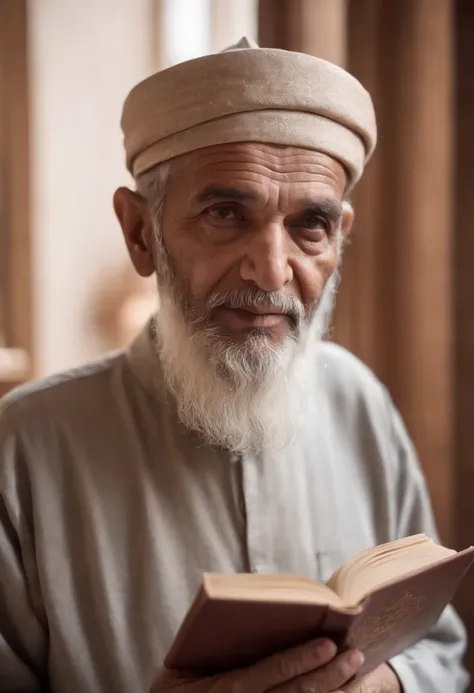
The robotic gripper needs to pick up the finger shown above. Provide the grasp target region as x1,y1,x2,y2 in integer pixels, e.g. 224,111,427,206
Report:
238,638,338,693
149,666,207,691
273,649,364,693
341,663,400,692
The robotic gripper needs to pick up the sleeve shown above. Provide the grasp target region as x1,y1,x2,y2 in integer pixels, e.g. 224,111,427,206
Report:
384,393,470,693
0,407,49,692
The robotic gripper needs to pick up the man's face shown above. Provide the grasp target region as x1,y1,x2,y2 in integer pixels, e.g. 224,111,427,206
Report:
156,143,351,350
115,143,353,452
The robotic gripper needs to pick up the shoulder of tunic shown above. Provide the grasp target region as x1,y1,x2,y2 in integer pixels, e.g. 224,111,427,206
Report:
315,341,400,450
316,341,388,401
0,349,128,437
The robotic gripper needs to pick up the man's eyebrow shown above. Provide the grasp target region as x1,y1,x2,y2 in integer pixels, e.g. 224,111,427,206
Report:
195,185,257,203
296,198,343,224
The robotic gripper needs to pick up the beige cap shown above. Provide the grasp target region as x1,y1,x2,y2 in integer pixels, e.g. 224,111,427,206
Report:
121,37,377,189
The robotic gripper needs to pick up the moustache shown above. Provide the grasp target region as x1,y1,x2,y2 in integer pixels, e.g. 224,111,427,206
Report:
205,288,306,329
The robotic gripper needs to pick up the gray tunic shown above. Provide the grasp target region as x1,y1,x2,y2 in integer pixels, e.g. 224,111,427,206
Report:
0,322,468,692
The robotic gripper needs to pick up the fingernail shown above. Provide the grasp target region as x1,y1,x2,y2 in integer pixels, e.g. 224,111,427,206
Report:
315,639,337,658
347,650,364,668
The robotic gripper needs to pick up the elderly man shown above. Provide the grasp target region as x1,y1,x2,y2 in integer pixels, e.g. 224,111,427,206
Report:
0,38,468,693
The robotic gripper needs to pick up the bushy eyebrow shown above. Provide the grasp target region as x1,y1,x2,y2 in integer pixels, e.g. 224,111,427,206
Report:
195,185,257,203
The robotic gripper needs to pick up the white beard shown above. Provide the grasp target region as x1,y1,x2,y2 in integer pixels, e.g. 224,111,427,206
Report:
153,270,340,454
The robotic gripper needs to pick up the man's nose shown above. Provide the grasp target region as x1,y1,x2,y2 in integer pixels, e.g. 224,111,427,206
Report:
239,223,293,292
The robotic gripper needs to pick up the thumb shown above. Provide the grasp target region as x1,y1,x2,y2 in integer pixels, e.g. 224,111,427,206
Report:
149,666,203,692
231,639,338,693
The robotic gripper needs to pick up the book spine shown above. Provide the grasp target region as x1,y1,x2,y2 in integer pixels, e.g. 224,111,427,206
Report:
320,608,359,649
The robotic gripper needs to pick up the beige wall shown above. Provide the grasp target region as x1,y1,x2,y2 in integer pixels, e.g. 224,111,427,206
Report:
210,0,258,52
28,0,154,377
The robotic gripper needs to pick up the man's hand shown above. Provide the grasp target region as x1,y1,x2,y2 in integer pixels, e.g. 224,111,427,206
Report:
342,663,401,693
149,638,365,693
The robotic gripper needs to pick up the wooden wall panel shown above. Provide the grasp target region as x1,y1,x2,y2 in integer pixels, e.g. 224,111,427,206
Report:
0,0,32,388
454,0,474,682
345,0,455,546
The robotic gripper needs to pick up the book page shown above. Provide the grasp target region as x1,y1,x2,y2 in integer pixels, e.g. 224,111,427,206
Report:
327,535,455,606
204,572,348,608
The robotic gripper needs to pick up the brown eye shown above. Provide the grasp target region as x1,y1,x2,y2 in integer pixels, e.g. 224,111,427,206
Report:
304,215,328,231
207,205,239,221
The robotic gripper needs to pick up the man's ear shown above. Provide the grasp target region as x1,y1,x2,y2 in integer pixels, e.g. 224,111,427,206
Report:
341,201,355,238
113,187,155,277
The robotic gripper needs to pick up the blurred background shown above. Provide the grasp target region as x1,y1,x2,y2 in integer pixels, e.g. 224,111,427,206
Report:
1,0,474,684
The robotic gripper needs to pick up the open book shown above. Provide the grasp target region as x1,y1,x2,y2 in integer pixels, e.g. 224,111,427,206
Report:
164,535,474,679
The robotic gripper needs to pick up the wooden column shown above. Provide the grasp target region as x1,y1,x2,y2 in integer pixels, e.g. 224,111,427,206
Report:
0,0,32,391
454,0,474,682
258,0,347,64
345,0,455,544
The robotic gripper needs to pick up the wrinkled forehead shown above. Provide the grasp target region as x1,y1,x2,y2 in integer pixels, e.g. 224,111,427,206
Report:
167,142,348,202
